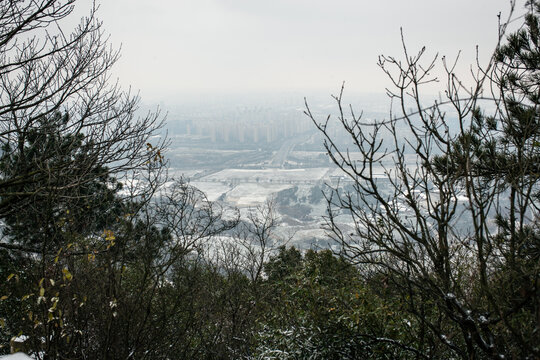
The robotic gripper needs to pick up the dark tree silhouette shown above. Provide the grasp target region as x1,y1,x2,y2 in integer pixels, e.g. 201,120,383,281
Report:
306,1,539,358
0,0,166,241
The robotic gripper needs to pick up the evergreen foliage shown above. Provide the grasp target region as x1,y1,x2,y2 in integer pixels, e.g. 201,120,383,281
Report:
306,1,540,358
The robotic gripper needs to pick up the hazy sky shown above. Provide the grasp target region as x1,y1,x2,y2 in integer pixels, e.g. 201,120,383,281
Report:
75,0,524,102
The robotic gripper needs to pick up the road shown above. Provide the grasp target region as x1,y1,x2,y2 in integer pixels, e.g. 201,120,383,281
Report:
268,133,311,168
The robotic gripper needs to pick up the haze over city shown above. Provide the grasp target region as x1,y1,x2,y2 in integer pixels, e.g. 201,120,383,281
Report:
74,0,519,102
71,0,529,247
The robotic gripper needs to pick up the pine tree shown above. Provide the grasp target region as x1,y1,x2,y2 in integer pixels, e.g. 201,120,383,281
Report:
307,1,540,358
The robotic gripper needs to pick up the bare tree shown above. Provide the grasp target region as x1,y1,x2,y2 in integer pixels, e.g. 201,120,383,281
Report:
0,2,168,356
0,0,167,246
306,1,539,358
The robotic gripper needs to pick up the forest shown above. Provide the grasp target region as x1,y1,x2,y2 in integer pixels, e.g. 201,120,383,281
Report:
0,1,538,359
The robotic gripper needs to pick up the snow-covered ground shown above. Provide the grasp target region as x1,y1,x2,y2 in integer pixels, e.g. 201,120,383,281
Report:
225,183,293,207
0,353,32,359
190,181,232,202
201,168,329,182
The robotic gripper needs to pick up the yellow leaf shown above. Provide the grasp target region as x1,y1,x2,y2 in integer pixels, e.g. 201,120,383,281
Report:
0,295,8,301
6,273,15,281
62,268,72,281
0,318,5,328
39,287,45,297
103,229,116,241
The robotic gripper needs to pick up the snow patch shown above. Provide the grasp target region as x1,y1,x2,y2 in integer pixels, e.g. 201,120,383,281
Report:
0,354,33,360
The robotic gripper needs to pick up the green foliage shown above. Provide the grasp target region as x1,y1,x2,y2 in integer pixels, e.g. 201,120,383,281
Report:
0,112,127,253
252,248,422,359
431,2,540,356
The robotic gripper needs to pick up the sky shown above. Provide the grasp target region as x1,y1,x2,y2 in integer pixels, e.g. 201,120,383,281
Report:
74,0,525,102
